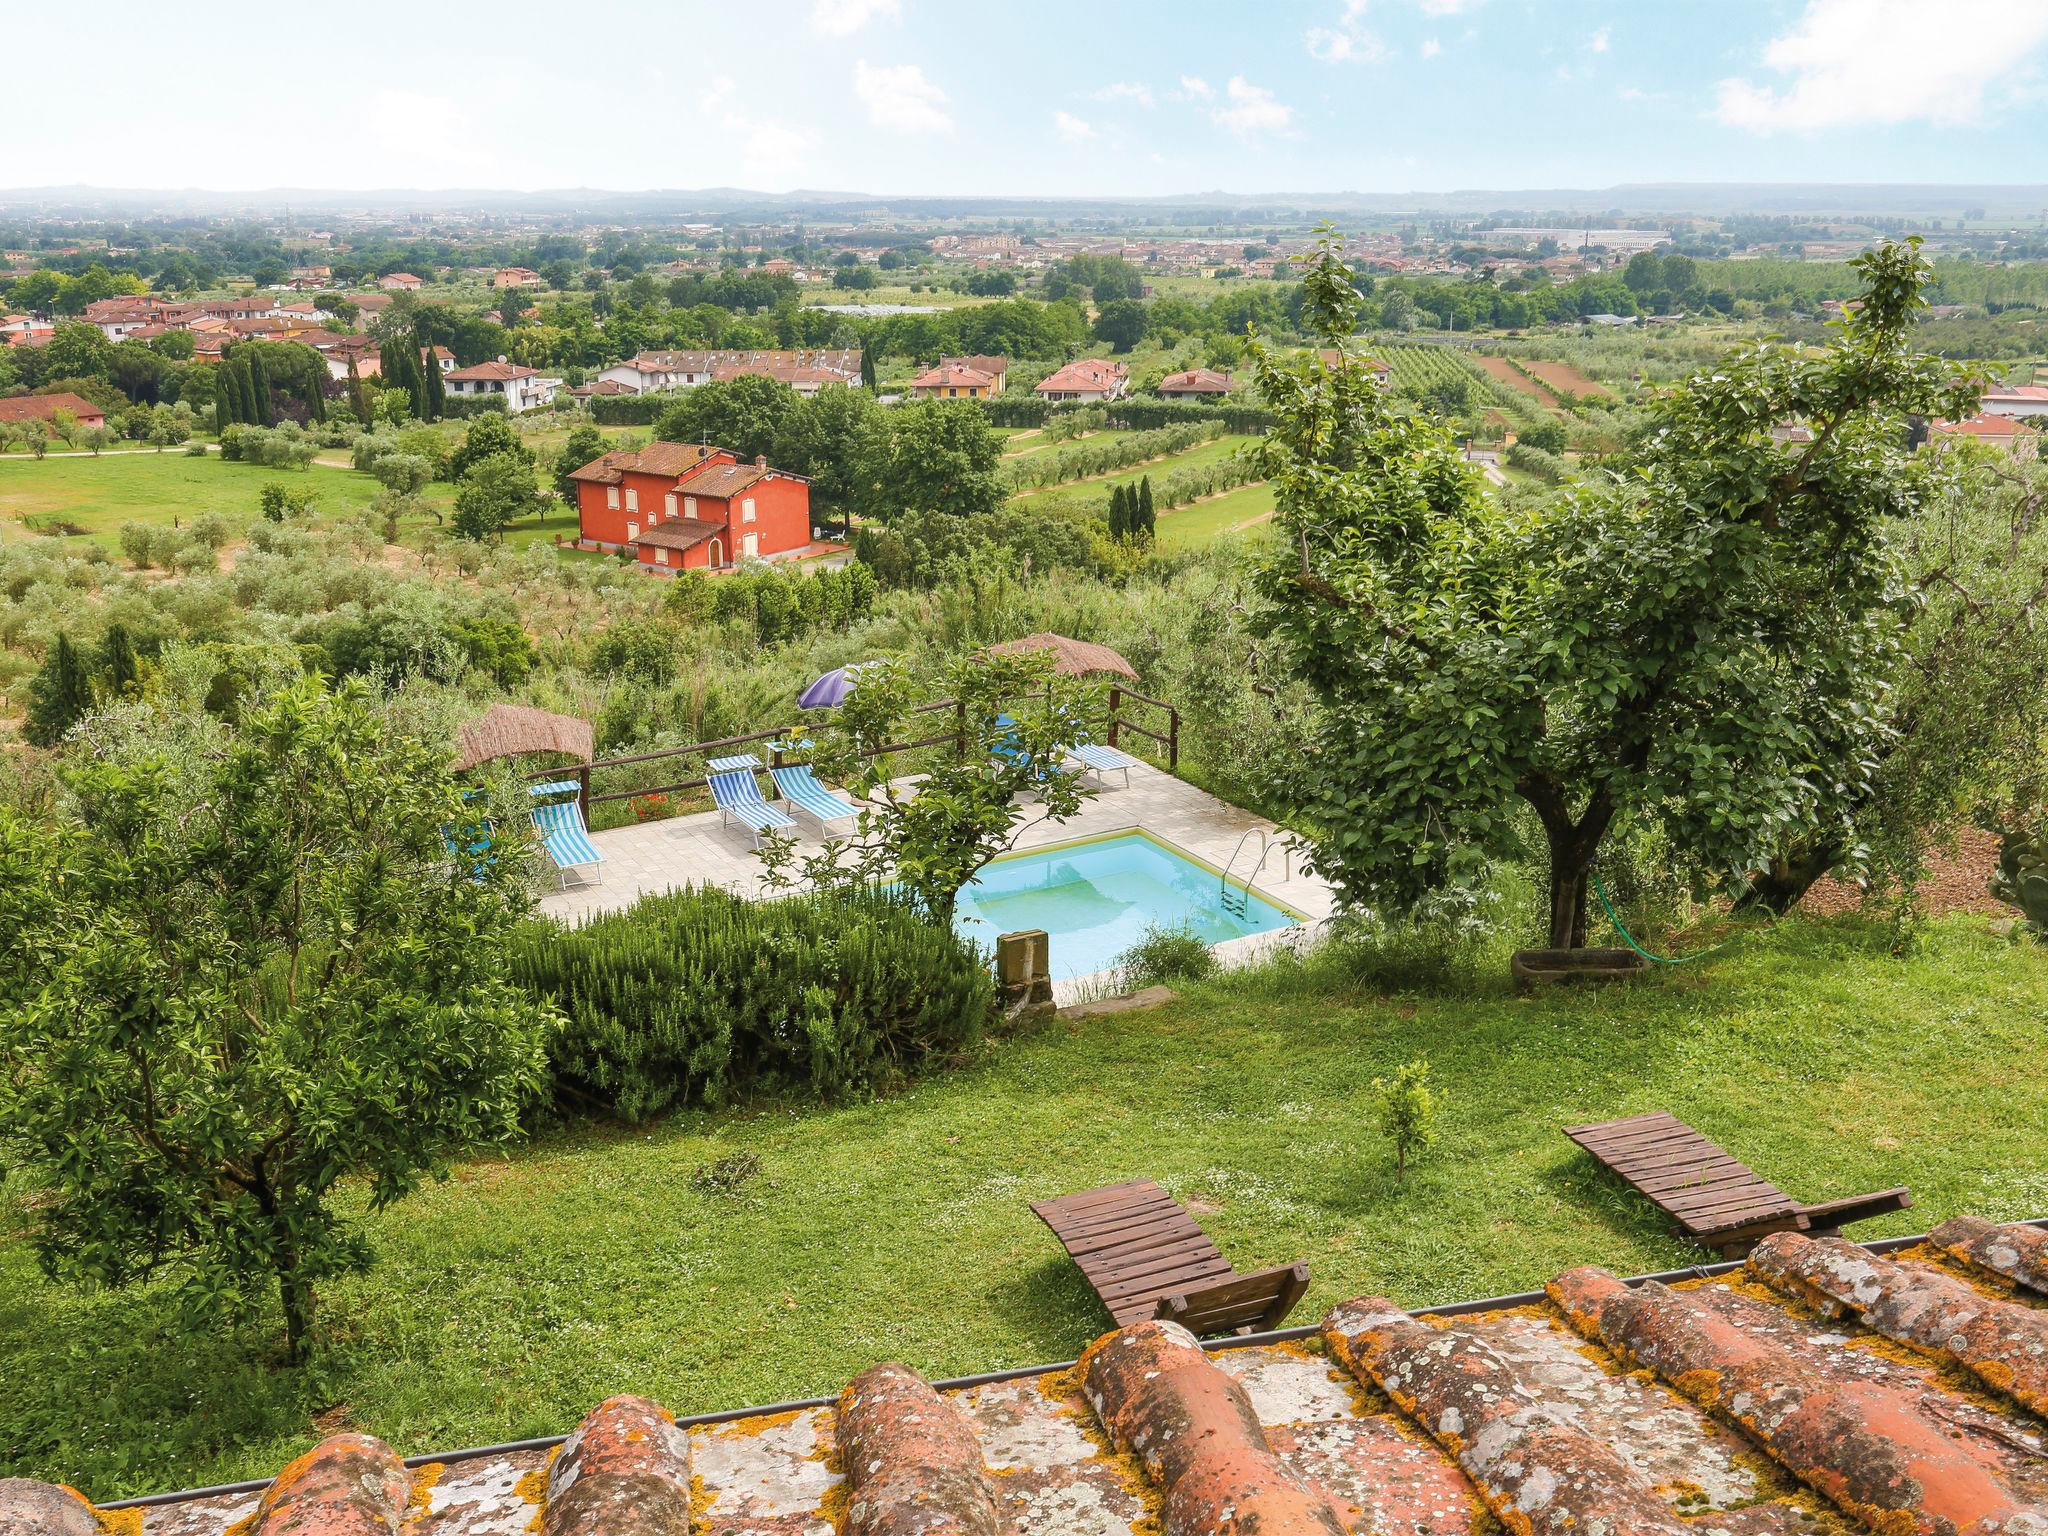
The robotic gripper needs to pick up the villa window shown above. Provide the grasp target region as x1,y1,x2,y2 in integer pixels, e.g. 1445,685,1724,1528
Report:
654,548,670,566
625,488,638,513
684,495,696,517
741,497,756,524
606,486,619,510
665,493,677,519
626,521,639,540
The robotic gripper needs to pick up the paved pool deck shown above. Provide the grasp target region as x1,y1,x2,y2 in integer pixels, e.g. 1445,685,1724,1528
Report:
537,761,1337,998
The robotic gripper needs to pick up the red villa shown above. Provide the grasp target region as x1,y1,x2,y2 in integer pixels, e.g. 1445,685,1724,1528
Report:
567,440,812,573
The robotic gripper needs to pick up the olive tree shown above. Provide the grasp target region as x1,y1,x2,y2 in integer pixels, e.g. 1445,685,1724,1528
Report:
0,679,554,1360
1252,230,1975,951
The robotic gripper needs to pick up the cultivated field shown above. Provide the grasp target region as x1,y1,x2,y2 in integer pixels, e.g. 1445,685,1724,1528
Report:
1519,357,1611,400
1474,353,1562,408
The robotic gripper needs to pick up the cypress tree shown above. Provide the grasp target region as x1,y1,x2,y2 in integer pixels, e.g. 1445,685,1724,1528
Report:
859,347,877,390
346,353,371,425
423,338,446,421
247,352,274,427
213,366,237,427
1108,483,1129,539
237,359,260,427
24,634,93,746
100,624,139,699
1138,475,1156,538
310,374,327,424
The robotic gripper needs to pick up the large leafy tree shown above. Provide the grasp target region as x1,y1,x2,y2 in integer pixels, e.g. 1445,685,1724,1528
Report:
653,373,803,461
0,680,553,1360
1252,230,1974,951
851,398,1005,523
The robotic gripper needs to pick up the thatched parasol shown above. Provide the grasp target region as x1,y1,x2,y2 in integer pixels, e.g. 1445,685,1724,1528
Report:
986,632,1138,680
453,703,595,772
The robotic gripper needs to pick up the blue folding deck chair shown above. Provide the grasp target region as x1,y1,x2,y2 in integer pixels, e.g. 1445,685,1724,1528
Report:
529,781,604,888
707,754,797,848
1065,740,1142,790
766,741,862,836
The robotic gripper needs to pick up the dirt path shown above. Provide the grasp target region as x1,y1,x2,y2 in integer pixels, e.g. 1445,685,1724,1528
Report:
1800,826,2009,920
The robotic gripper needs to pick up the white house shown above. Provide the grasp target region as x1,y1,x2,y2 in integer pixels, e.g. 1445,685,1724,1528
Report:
443,359,561,413
1983,385,2048,421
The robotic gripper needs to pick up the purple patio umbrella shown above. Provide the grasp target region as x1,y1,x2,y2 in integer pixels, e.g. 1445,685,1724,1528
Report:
798,662,876,709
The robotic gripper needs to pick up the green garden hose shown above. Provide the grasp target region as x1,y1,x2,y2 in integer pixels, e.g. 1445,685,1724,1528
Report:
1592,876,1759,965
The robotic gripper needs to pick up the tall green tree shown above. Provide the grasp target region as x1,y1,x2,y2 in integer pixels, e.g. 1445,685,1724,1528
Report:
22,634,93,746
453,451,541,540
1251,229,1975,953
246,349,275,427
1137,476,1156,538
553,420,609,500
859,346,878,390
851,398,1005,523
1108,483,1130,538
0,680,554,1361
423,342,446,421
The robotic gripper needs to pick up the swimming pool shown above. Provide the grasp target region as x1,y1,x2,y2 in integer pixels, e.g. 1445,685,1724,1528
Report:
953,830,1303,981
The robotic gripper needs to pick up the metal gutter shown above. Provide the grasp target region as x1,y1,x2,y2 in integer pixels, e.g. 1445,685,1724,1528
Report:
97,1216,2048,1511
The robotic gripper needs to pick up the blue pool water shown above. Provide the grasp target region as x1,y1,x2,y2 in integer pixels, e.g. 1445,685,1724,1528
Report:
954,832,1301,980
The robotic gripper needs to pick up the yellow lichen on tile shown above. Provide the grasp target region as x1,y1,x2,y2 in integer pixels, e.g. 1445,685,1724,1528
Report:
92,1508,143,1536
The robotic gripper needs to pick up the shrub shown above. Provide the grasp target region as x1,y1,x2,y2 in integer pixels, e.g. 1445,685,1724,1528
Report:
372,452,434,494
510,885,994,1122
182,439,209,456
1114,923,1218,989
1373,1059,1440,1178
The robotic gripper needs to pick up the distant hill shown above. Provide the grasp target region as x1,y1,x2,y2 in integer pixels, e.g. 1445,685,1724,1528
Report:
2,182,2045,221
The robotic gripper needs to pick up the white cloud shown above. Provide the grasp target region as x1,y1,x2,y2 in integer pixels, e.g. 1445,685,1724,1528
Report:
810,0,899,36
1418,0,1479,14
1053,110,1097,144
1587,25,1610,53
1306,0,1387,63
702,75,736,114
1091,81,1156,108
1618,85,1662,103
1715,0,2048,132
1175,74,1214,100
1420,37,1442,58
1212,75,1294,137
852,59,954,134
695,73,814,185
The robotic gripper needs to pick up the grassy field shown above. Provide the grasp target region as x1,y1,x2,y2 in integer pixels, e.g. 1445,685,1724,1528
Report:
1008,432,1258,502
1156,479,1277,548
5,914,2043,1498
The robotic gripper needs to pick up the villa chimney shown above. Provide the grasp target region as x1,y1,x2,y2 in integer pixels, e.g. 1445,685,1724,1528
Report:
755,453,767,467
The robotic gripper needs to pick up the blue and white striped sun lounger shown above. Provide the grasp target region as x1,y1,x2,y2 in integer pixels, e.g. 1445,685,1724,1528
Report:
1065,741,1142,790
529,781,604,888
769,761,861,835
707,754,797,848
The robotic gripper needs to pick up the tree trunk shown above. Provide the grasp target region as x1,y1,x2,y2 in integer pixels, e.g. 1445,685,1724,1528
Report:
1735,839,1843,915
280,1267,316,1364
1521,773,1616,951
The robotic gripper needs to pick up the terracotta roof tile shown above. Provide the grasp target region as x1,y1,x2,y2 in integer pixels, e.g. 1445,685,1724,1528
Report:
41,1218,2048,1536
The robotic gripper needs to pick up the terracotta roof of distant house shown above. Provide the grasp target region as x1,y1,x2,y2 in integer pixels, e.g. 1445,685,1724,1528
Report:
444,360,542,382
1157,367,1232,395
1035,358,1127,394
676,461,775,498
1986,386,2048,403
1315,348,1391,374
567,440,723,485
0,392,105,425
1933,413,2037,439
223,317,288,335
569,378,636,396
45,1218,2048,1536
909,363,995,390
941,353,1008,376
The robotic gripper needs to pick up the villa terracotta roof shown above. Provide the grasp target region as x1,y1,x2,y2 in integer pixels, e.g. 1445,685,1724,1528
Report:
567,441,724,485
49,1217,2048,1536
444,360,541,382
1036,358,1128,394
1933,413,2037,439
1158,367,1233,395
910,363,995,389
676,461,771,498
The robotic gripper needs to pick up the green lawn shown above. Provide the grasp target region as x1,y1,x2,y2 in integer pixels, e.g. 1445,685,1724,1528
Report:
1157,480,1277,549
0,452,423,550
5,916,2045,1498
1008,433,1258,502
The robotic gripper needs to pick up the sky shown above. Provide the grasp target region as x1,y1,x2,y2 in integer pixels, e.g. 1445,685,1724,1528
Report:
9,0,2048,196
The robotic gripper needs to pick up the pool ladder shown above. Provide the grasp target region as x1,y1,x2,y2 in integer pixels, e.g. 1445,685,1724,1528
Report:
1220,828,1292,919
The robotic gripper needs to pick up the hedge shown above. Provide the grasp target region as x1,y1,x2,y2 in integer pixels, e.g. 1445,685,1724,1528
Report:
510,886,994,1122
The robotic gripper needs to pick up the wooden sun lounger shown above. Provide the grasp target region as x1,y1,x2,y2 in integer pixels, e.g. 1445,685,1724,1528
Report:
1564,1111,1911,1259
1030,1179,1311,1336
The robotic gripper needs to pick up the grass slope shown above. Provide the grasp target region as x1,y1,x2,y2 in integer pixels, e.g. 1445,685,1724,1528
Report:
4,917,2044,1497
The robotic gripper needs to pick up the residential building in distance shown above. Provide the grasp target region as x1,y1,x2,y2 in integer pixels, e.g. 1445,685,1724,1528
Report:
443,359,562,412
595,349,863,398
1982,385,2048,420
491,266,546,288
1035,358,1128,403
1928,413,2041,458
908,362,996,399
1156,366,1233,399
567,378,640,405
0,392,108,434
379,272,423,291
939,354,1008,392
568,441,814,572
